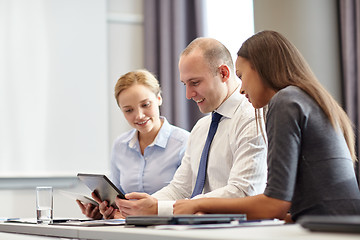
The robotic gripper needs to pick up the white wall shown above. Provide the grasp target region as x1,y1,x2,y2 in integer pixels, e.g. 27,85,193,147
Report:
0,0,144,219
107,0,144,145
0,0,108,176
253,0,342,103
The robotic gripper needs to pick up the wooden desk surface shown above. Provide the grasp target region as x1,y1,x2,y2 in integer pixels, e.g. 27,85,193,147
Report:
0,222,359,240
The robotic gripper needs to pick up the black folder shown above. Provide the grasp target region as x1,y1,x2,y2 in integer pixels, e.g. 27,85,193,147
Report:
298,215,360,233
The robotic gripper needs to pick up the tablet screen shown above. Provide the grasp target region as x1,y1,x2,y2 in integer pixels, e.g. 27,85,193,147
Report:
77,173,126,208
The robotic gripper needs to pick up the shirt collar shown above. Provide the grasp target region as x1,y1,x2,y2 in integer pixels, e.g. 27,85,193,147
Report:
127,116,171,149
152,117,171,149
215,85,243,119
127,130,138,149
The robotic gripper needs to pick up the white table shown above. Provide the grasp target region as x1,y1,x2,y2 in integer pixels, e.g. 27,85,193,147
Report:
0,222,359,240
0,232,58,240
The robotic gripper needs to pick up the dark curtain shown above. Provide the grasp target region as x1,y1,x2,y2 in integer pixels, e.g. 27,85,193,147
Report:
338,0,360,185
143,0,205,131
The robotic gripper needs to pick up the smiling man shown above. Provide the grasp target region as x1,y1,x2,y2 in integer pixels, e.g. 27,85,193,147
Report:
99,38,268,218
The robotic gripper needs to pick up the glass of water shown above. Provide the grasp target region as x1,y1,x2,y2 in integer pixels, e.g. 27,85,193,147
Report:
36,186,53,224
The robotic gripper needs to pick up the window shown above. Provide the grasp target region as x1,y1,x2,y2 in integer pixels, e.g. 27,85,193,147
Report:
204,0,254,63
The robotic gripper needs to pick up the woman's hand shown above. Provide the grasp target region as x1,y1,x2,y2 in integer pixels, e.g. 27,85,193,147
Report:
76,200,102,220
173,199,202,215
91,191,124,219
98,201,124,219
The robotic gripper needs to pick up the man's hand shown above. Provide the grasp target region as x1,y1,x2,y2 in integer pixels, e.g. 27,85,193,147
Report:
115,192,158,217
173,199,201,215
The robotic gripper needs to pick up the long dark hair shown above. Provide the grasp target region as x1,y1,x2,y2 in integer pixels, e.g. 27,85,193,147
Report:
238,30,356,162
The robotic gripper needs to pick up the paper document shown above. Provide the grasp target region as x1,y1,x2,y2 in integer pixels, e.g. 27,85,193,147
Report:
58,190,98,205
0,218,20,222
52,218,126,227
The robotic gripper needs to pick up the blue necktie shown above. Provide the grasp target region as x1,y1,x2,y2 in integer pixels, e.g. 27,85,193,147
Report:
191,112,222,198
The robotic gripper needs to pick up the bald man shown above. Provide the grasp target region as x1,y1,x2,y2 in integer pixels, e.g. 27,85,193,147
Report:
99,38,267,218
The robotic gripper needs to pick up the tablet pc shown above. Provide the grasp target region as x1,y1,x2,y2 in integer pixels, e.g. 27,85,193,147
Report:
77,173,126,208
125,214,247,226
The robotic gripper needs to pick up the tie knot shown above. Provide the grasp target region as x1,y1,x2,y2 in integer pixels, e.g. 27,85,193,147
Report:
212,112,222,123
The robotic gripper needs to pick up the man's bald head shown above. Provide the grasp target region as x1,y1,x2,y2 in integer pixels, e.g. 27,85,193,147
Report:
180,37,234,75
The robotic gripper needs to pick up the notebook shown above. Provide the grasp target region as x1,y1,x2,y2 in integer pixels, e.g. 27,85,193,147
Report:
298,215,360,233
125,214,247,226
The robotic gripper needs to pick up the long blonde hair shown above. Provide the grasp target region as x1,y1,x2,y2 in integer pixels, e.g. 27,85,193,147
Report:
238,30,356,162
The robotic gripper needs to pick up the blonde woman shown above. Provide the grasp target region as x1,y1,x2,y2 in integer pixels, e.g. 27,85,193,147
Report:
78,69,189,219
173,31,360,222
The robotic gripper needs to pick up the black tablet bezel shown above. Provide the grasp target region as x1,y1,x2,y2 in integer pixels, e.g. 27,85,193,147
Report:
77,173,126,208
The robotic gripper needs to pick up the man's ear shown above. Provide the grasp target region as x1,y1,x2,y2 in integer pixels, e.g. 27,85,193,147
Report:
218,64,230,82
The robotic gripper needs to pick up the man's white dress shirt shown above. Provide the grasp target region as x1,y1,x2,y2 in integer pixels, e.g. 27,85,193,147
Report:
153,87,268,215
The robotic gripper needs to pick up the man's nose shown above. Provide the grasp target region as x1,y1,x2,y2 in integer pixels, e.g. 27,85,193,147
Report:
185,86,195,100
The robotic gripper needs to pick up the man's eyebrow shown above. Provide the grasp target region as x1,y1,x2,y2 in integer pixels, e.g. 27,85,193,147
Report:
182,77,200,84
